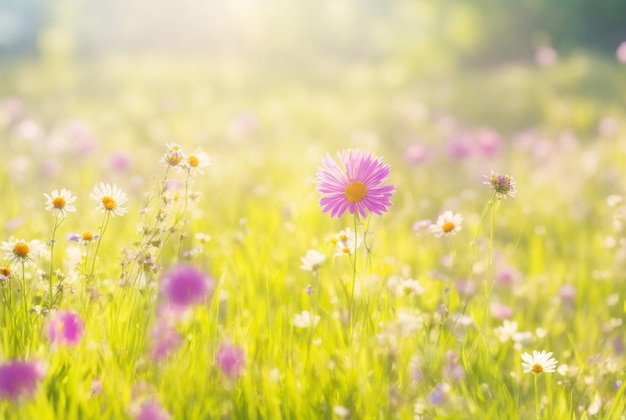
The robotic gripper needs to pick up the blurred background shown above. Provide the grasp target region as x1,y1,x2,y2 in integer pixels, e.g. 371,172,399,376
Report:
2,0,626,68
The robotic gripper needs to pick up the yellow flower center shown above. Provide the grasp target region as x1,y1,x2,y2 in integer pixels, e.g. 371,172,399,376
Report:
532,364,543,373
344,181,367,203
188,155,199,167
82,232,94,241
342,247,350,254
0,267,11,276
52,197,66,208
102,196,116,210
13,242,30,257
168,155,183,166
442,222,456,233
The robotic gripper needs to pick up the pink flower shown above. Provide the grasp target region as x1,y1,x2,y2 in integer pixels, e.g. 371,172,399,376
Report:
490,302,513,319
617,41,626,64
535,46,558,67
316,149,395,218
159,264,214,309
404,144,431,165
0,360,47,400
149,319,183,361
216,343,245,378
47,310,85,347
132,399,171,420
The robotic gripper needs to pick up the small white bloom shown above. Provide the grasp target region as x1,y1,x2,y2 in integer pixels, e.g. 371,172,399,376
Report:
333,405,350,418
326,228,362,256
494,320,518,343
429,211,463,238
300,249,326,271
185,150,211,175
292,310,320,329
2,238,47,267
90,183,129,217
521,350,558,374
43,188,77,217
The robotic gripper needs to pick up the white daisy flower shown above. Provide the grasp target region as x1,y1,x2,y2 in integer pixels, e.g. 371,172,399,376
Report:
326,228,362,256
300,249,326,271
292,310,320,329
160,143,185,169
429,211,463,238
185,150,211,175
44,188,77,217
2,238,47,267
90,183,129,217
521,350,558,374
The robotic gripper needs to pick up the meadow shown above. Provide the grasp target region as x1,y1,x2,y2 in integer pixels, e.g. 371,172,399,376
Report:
1,52,626,419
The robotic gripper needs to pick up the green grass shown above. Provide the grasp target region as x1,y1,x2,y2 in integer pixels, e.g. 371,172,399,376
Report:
0,54,625,419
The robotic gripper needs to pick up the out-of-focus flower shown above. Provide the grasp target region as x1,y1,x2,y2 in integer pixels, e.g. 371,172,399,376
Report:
617,41,626,64
130,399,171,420
0,359,47,400
316,149,395,218
90,183,129,217
160,143,185,169
326,228,362,257
44,188,77,218
300,249,326,271
404,144,431,166
47,310,85,347
535,46,558,67
185,150,211,175
159,264,214,309
216,343,245,378
292,310,320,329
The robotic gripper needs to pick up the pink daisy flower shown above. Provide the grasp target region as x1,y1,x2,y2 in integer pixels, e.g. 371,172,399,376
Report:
0,359,47,400
47,310,85,347
316,149,395,218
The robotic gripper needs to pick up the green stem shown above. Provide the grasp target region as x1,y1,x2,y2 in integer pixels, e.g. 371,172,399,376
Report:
348,214,358,342
48,215,64,309
89,211,111,279
534,374,540,419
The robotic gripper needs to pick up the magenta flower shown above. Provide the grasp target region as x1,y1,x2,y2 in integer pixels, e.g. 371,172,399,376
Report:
159,264,214,308
47,310,85,347
149,319,183,361
316,149,395,218
617,41,626,63
216,343,245,378
132,399,171,420
0,360,47,400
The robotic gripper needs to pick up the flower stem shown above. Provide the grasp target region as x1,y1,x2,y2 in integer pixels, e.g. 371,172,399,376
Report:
48,215,64,309
534,374,540,419
89,211,111,280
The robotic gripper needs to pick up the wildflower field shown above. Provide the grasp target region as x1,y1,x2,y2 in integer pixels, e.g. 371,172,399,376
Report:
2,7,626,419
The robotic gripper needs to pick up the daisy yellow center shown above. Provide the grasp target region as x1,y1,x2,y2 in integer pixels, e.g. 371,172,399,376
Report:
532,364,543,373
13,242,30,257
344,181,367,203
102,196,116,210
1,267,11,276
188,155,199,167
442,221,456,233
53,197,66,208
82,232,94,241
168,155,183,166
